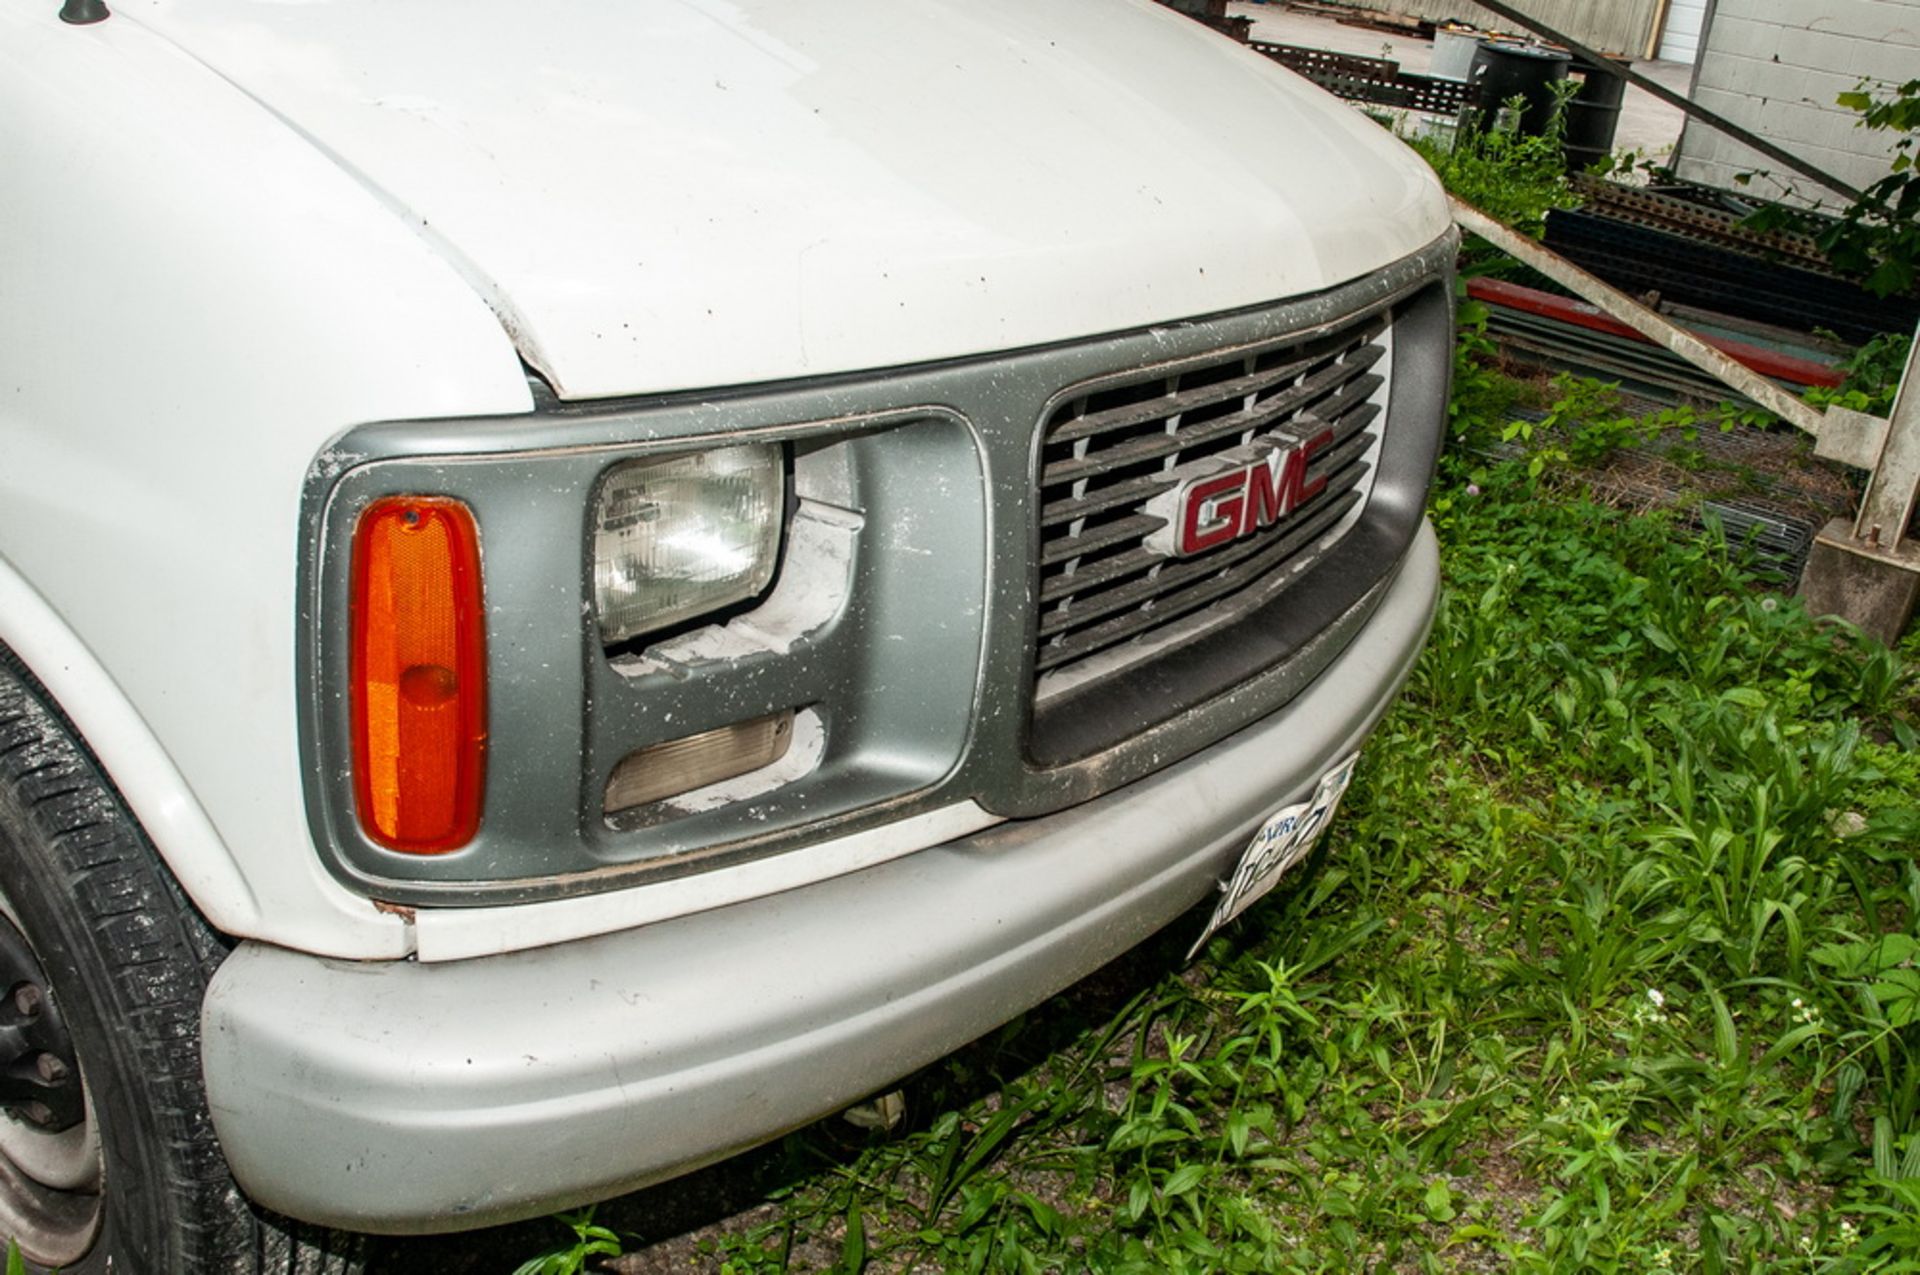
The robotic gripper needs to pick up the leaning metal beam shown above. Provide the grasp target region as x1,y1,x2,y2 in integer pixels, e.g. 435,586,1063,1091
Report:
1853,332,1920,551
1448,196,1830,436
1805,328,1920,637
1466,0,1866,205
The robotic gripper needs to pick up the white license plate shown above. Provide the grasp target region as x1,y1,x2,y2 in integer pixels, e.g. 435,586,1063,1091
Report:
1189,752,1359,959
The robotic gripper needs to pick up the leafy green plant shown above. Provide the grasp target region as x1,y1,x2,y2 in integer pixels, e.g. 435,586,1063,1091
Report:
584,397,1920,1274
1492,373,1731,476
512,1208,623,1275
1808,329,1915,416
1827,79,1920,296
1407,82,1582,284
1747,79,1920,297
1446,295,1526,444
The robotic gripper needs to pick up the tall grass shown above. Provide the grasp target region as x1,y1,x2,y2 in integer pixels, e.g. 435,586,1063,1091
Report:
672,443,1920,1275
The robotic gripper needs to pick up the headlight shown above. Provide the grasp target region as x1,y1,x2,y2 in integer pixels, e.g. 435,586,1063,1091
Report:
591,444,784,645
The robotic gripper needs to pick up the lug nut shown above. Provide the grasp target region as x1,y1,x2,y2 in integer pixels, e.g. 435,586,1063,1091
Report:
35,1054,67,1084
13,984,41,1017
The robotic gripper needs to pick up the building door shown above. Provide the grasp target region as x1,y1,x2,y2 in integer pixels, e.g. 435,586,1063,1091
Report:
1658,0,1709,63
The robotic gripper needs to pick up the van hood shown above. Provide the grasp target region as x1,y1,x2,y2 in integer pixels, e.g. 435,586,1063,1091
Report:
119,0,1449,399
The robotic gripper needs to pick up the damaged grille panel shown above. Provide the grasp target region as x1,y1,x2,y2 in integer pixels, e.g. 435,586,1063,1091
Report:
1035,312,1391,692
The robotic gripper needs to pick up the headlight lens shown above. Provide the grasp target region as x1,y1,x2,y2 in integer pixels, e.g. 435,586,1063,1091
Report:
591,444,784,644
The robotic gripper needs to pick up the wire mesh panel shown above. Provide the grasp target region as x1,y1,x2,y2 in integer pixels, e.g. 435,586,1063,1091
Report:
1252,43,1479,115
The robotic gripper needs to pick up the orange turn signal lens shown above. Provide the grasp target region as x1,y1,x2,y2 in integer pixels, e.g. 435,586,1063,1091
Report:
350,497,486,854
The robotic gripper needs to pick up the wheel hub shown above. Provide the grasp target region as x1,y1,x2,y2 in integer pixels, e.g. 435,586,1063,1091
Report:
0,904,102,1267
0,917,84,1133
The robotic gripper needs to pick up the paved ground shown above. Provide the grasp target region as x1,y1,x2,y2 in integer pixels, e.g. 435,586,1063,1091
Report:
1228,0,1697,160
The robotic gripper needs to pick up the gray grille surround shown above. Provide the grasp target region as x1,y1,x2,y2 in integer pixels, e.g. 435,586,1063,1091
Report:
1035,312,1393,696
296,233,1456,904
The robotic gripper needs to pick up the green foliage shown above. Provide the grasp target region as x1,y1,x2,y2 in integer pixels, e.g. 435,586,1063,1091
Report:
1748,79,1920,297
1455,362,1736,479
1406,84,1581,277
1808,329,1915,416
1829,79,1920,297
654,445,1920,1274
1447,296,1523,438
511,1208,623,1275
4,1241,24,1275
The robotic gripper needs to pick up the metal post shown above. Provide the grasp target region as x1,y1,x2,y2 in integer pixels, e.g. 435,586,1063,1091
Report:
1801,323,1920,644
1852,332,1920,553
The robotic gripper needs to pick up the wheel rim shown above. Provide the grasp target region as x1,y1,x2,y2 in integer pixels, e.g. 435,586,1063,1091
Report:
0,905,102,1267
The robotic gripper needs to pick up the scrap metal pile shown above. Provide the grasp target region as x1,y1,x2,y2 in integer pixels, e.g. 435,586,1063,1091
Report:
1544,176,1920,346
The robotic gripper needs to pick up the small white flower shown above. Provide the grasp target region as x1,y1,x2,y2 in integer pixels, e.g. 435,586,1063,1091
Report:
1761,597,1779,612
1840,1219,1861,1249
1792,997,1804,1009
1647,988,1666,1009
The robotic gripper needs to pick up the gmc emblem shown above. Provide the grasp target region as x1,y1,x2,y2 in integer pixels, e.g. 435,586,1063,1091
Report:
1144,427,1335,559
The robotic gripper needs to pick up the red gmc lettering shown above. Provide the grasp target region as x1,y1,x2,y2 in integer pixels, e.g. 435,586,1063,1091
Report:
1173,428,1335,556
1291,426,1334,509
1179,471,1246,555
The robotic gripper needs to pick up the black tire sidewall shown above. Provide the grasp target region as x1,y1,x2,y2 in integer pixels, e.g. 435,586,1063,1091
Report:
0,678,228,1274
0,850,188,1275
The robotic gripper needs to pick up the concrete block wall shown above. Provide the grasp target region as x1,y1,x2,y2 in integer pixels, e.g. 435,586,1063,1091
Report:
1674,0,1920,209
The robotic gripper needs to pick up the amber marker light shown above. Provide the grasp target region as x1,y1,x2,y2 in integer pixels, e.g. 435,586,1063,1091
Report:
349,496,487,854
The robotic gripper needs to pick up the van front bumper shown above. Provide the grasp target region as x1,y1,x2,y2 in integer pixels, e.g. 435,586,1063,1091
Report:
202,522,1439,1234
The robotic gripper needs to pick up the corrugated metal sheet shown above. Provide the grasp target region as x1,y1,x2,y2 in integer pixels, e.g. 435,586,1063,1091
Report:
1321,0,1665,59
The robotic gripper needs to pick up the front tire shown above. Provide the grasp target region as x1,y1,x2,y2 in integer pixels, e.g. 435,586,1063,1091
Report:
0,653,360,1274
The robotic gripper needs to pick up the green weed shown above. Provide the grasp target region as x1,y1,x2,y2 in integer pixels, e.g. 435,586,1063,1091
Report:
511,1208,623,1275
669,448,1920,1274
1406,87,1580,245
505,368,1920,1274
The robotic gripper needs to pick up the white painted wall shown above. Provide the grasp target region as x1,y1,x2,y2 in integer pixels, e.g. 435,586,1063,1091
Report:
1657,0,1709,62
1674,0,1920,210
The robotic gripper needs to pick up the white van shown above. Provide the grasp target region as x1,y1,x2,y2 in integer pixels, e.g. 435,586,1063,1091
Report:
0,0,1452,1267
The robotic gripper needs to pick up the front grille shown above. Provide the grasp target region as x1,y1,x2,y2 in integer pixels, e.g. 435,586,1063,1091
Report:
1034,309,1392,692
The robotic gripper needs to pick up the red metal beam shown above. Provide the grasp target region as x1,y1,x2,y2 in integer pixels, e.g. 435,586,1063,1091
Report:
1466,276,1845,389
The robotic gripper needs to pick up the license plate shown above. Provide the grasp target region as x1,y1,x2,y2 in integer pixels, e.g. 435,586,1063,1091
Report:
1188,752,1359,959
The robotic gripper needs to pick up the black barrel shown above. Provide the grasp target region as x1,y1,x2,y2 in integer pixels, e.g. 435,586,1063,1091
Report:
1468,40,1572,136
1564,67,1627,171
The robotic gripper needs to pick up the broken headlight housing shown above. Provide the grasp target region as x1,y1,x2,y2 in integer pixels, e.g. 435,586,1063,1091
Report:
590,444,784,645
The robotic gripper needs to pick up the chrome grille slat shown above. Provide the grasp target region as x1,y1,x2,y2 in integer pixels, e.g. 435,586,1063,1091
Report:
1035,489,1365,669
1046,349,1321,447
1039,513,1167,567
1033,308,1393,689
1313,387,1384,445
1038,467,1367,619
1040,473,1180,528
1042,345,1384,487
1313,424,1377,476
1037,444,1371,606
1045,316,1388,449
